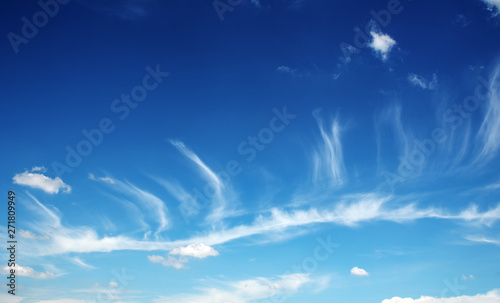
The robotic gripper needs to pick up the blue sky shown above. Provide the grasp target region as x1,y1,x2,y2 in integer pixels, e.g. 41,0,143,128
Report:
1,0,500,302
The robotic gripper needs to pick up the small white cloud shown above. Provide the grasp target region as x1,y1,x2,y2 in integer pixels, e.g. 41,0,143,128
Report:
351,266,369,276
148,255,188,269
462,274,475,280
408,73,438,90
88,173,115,184
110,281,118,287
13,171,71,194
19,229,50,240
71,257,95,270
169,243,219,259
1,265,55,279
276,65,300,76
31,166,47,173
369,31,396,60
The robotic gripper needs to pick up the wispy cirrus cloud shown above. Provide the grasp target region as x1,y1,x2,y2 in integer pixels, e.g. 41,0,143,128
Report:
153,177,201,220
169,140,235,224
91,175,170,237
464,235,500,245
375,103,414,173
70,257,96,270
312,110,346,186
19,229,50,240
408,73,438,90
21,191,500,256
155,273,320,303
473,65,500,165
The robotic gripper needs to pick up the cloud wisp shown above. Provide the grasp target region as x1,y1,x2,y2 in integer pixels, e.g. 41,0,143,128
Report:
20,192,500,256
155,273,319,303
312,110,347,186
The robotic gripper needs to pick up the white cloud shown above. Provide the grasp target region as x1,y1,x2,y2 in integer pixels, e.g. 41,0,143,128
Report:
154,178,200,219
482,0,500,13
110,281,118,287
382,289,500,303
351,266,369,276
149,244,218,269
462,274,474,280
21,192,500,256
464,235,500,245
89,173,115,184
100,178,170,237
170,140,233,224
1,265,55,279
408,73,438,90
170,243,219,258
156,273,317,303
277,65,300,77
70,257,95,269
369,31,397,60
31,166,47,172
19,229,50,240
312,110,346,186
148,255,188,269
474,65,500,165
33,299,93,303
13,171,71,194
0,292,24,303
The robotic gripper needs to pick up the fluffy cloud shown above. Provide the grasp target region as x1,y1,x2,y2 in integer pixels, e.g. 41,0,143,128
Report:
482,0,500,13
148,255,188,269
1,265,55,279
13,171,71,194
382,289,500,303
149,244,219,269
169,243,219,258
351,267,369,276
369,31,396,60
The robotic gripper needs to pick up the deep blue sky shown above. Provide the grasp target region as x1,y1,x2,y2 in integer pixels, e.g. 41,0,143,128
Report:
1,0,500,302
